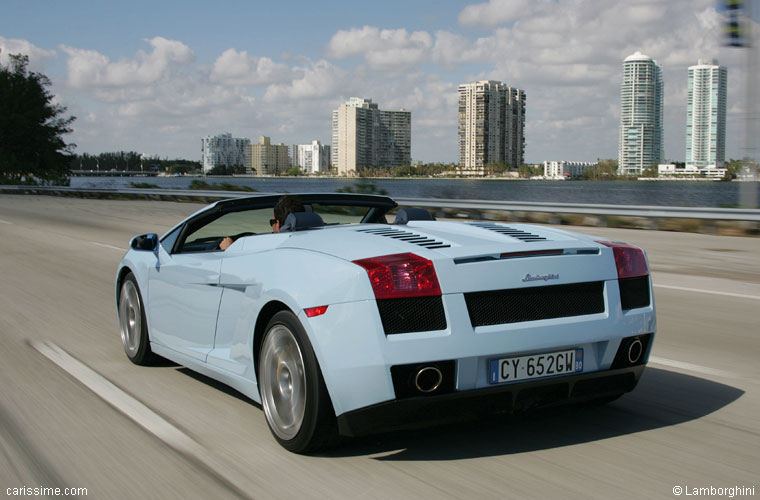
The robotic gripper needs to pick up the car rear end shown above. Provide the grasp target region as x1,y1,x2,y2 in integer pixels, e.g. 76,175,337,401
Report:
296,222,655,436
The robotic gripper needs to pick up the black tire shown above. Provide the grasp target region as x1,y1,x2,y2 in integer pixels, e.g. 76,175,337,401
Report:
258,311,337,453
118,272,156,365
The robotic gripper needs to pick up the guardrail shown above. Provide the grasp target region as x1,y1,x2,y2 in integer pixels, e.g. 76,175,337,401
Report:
2,185,759,234
394,197,760,222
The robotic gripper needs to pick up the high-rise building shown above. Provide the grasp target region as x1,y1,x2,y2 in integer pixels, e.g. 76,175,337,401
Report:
458,80,526,175
250,136,289,175
201,133,251,173
292,140,331,174
332,97,411,174
618,52,664,175
686,59,727,169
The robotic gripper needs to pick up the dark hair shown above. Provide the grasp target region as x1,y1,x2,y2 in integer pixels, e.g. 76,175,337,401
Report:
273,195,305,225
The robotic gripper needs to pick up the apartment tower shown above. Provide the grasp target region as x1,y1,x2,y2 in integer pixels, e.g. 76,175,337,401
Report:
250,136,289,175
332,97,411,174
458,80,526,175
618,52,664,175
686,59,727,168
292,140,331,174
201,133,251,173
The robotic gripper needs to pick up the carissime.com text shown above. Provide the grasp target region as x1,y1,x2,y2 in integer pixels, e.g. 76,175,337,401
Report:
6,486,88,496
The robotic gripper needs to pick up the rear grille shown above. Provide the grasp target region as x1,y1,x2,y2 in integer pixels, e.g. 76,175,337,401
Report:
619,276,650,310
357,228,450,249
377,296,447,334
465,281,605,327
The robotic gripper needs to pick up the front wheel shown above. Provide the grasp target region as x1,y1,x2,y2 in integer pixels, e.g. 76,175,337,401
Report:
258,311,337,453
118,272,156,365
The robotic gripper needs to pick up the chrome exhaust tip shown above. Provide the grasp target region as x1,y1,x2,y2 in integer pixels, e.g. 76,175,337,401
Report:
627,338,643,364
414,366,443,393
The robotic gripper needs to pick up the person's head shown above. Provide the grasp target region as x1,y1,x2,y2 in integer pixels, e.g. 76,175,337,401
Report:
271,195,304,233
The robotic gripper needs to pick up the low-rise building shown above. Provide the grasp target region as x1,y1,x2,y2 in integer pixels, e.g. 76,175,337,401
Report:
543,161,597,179
658,163,727,178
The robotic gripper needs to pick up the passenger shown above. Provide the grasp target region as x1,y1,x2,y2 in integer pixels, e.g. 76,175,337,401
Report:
219,195,304,250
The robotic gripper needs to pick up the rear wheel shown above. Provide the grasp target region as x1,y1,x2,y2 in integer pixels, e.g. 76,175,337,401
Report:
118,273,155,365
258,311,336,453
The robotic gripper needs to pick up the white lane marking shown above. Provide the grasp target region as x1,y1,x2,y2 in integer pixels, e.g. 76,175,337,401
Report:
32,341,203,455
649,356,740,379
92,242,125,251
0,219,12,224
30,341,253,499
653,283,760,301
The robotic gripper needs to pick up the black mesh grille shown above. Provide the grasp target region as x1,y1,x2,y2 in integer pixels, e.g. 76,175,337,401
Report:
619,276,650,310
465,281,605,327
377,296,447,335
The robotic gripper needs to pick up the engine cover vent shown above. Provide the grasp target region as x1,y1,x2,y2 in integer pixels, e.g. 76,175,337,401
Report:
357,228,451,249
468,222,548,242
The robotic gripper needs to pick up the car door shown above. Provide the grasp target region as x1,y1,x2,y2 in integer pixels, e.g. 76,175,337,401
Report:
148,244,223,361
147,206,275,362
146,214,230,361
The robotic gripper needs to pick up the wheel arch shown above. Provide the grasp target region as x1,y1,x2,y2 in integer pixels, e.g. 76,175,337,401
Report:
252,300,293,378
116,265,135,305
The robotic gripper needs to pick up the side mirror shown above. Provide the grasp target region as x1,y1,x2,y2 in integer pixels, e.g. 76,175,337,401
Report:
130,233,159,252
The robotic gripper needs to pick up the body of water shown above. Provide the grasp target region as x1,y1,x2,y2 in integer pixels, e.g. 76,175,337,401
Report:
70,176,760,208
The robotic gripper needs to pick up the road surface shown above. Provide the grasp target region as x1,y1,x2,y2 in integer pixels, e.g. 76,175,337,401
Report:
1,195,757,499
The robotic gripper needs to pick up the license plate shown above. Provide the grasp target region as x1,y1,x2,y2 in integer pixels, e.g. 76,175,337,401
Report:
489,349,583,384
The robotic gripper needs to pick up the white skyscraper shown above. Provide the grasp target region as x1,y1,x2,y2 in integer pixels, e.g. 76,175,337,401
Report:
618,52,664,175
458,80,525,175
686,59,727,169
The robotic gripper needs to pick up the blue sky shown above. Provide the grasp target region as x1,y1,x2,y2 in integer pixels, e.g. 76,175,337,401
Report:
1,0,756,164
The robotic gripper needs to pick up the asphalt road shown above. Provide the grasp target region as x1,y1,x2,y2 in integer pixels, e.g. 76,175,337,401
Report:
1,195,758,499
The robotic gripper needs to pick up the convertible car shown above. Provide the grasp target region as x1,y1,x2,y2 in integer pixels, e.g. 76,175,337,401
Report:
116,193,656,453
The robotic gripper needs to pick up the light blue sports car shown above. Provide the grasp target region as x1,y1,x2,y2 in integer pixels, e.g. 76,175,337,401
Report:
116,193,656,453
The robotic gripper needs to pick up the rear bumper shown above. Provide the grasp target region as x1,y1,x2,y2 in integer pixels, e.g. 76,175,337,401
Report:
337,364,645,437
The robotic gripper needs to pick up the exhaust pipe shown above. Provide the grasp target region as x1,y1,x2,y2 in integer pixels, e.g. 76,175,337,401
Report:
627,338,643,364
414,366,443,393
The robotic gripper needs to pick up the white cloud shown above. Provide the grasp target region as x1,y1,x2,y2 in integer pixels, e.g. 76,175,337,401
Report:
0,36,56,71
61,37,194,88
263,59,344,101
326,26,433,71
210,48,294,86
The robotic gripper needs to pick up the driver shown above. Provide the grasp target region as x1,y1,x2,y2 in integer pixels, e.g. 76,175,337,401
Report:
219,195,304,250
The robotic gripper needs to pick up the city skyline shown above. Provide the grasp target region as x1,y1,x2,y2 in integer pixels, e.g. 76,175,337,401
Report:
1,0,757,164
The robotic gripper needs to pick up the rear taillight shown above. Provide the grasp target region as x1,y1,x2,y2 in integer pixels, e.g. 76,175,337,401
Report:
353,252,442,300
598,241,649,279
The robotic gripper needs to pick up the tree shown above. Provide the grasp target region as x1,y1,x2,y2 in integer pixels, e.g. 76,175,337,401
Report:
0,54,75,185
580,159,619,180
517,164,541,178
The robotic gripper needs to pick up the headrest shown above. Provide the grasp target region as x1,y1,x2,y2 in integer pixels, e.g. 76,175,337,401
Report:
393,207,435,225
280,211,325,232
